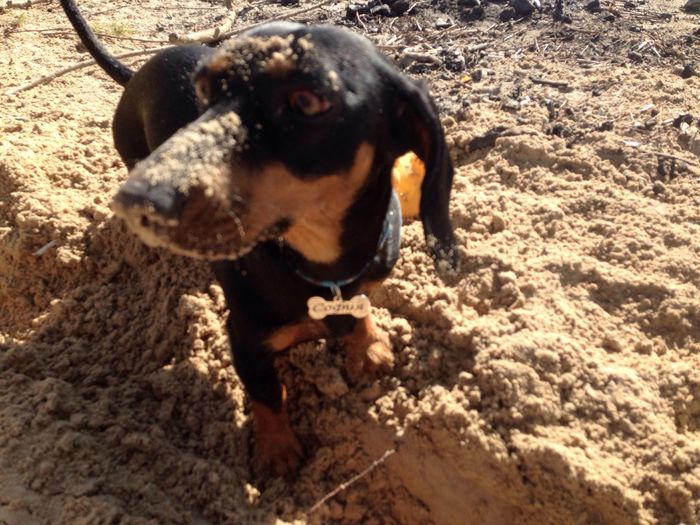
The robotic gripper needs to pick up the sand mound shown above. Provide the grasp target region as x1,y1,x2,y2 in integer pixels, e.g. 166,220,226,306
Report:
2,1,700,523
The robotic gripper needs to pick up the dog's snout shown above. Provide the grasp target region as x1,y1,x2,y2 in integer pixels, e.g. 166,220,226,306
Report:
113,178,185,220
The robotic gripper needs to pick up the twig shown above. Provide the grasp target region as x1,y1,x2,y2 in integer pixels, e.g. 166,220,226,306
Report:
91,32,165,44
43,30,166,44
4,0,51,9
4,0,337,96
34,240,56,256
504,29,525,42
307,449,396,515
168,15,235,44
12,26,65,32
645,150,700,170
530,76,570,89
467,42,489,52
217,0,337,41
355,11,367,31
406,2,419,16
5,45,172,96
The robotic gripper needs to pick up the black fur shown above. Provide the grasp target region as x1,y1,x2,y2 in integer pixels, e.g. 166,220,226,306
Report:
60,0,457,474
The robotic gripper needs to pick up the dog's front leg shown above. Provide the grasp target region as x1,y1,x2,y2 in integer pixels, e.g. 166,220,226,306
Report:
229,335,302,477
339,314,394,383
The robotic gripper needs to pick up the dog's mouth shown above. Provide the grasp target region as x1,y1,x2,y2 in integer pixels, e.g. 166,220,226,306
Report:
117,203,289,261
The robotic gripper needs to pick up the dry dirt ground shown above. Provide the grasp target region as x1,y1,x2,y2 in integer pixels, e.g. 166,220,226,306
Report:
1,0,700,523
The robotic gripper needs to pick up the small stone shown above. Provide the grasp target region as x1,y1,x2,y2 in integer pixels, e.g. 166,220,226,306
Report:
680,64,696,79
345,4,368,18
672,113,694,128
435,16,452,28
498,271,517,285
597,120,614,132
585,0,601,12
602,334,623,352
628,51,643,62
511,0,536,17
502,98,521,112
550,123,572,137
390,0,409,15
458,0,480,6
634,341,653,355
491,214,506,233
499,7,516,21
369,3,391,16
468,5,486,19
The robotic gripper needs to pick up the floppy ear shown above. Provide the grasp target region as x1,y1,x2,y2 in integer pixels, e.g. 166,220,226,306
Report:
379,63,459,273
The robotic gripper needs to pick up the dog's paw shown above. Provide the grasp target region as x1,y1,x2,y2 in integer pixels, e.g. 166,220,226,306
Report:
346,339,394,382
252,399,304,478
343,316,394,382
257,427,304,478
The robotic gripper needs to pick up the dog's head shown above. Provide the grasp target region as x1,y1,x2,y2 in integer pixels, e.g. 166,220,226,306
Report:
111,22,458,270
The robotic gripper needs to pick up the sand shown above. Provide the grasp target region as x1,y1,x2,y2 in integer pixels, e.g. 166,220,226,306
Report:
1,0,700,523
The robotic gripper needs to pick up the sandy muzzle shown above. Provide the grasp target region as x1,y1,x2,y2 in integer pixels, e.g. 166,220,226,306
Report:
110,108,283,260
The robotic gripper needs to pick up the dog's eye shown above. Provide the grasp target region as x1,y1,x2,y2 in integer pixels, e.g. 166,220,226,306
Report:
289,90,330,116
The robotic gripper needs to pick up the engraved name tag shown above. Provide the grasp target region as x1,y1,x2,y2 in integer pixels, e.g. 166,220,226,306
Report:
307,295,371,320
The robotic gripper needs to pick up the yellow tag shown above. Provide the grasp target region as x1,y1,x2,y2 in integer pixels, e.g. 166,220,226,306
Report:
391,151,425,219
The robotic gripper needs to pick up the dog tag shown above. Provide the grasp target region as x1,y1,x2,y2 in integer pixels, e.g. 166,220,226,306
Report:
307,295,371,320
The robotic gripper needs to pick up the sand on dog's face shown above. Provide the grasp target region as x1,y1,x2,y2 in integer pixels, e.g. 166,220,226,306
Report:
1,1,700,524
114,31,375,265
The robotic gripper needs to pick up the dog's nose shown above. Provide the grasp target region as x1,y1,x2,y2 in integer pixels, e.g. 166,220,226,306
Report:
113,178,185,220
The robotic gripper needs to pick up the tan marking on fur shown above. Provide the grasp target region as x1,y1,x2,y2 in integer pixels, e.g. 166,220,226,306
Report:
342,313,394,382
252,386,303,477
115,109,374,263
360,279,384,297
265,319,328,352
242,142,375,263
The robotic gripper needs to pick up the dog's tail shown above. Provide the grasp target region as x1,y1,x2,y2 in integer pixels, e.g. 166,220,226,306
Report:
59,0,133,86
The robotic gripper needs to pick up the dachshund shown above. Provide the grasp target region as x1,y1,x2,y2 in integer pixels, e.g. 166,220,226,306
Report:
60,0,458,476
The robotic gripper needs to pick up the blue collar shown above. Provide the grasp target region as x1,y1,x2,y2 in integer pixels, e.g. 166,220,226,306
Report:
290,192,399,300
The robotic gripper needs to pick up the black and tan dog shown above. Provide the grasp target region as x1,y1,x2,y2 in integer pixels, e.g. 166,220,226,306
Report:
61,0,458,476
